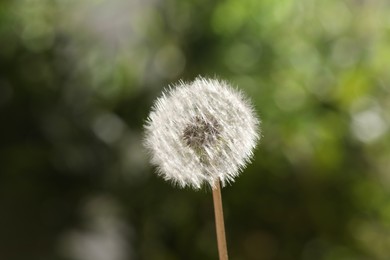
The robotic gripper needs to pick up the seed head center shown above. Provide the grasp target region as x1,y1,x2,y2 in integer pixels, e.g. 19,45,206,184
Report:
182,115,222,150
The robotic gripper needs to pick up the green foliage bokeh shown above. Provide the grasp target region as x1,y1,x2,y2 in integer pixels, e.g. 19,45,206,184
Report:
1,0,390,259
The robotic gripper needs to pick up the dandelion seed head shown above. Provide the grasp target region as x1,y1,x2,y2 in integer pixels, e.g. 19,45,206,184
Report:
144,77,260,189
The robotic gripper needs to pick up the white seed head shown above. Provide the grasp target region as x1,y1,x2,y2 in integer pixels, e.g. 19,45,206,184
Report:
144,77,260,189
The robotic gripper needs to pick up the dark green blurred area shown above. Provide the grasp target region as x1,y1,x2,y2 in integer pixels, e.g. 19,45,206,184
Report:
1,0,390,259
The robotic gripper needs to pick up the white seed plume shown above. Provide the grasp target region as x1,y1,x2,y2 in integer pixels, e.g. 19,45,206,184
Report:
144,77,260,189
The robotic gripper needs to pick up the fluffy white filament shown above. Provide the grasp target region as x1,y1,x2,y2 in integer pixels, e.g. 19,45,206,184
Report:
144,77,260,189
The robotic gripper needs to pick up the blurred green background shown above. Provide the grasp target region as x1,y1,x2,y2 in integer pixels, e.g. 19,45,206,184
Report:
1,0,390,259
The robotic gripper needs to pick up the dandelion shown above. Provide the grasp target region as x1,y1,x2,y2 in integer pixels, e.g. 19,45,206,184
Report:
144,76,260,260
144,76,260,189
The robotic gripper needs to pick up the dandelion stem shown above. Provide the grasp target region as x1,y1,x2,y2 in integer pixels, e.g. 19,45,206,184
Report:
212,179,228,260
